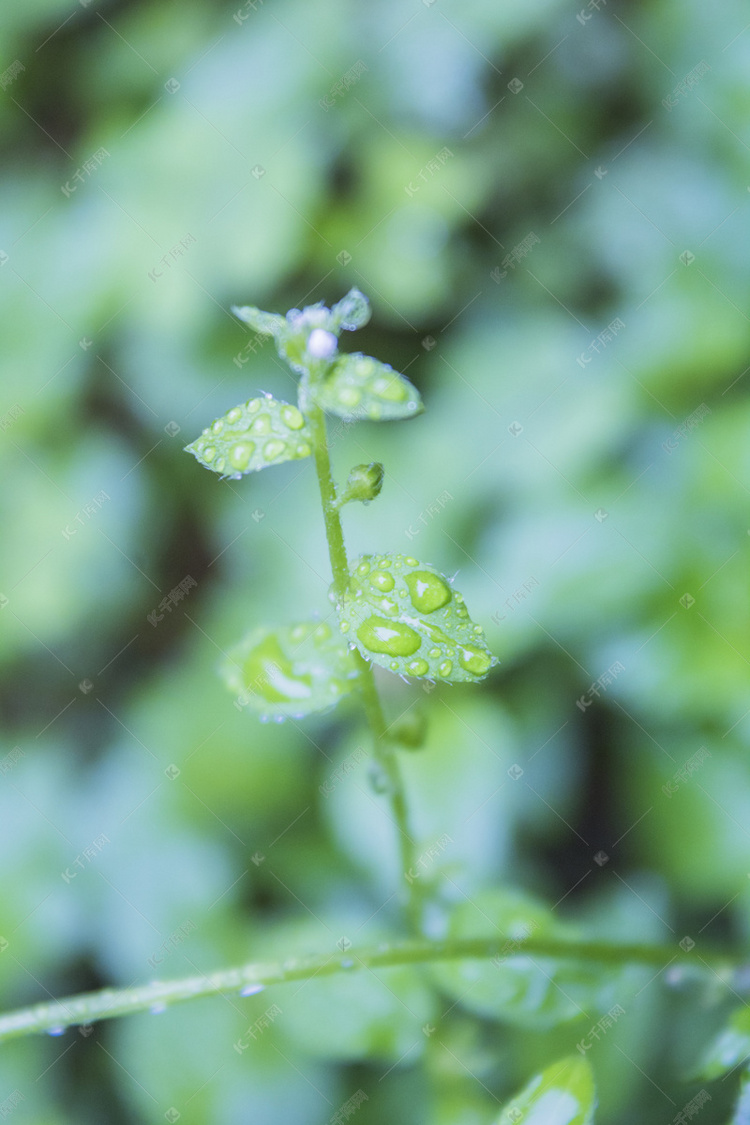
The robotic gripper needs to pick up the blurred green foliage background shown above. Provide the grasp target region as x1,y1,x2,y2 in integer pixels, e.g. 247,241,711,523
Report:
1,0,748,1121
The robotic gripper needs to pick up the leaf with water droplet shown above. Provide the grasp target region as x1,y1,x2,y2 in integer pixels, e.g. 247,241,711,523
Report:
336,553,497,683
495,1055,596,1125
312,354,423,422
184,396,312,478
222,620,358,720
329,288,371,332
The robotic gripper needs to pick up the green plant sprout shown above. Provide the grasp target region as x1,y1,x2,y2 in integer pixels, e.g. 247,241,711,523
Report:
186,287,498,930
2,292,750,1123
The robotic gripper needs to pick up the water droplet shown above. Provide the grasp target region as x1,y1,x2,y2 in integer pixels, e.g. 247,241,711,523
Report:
211,419,224,434
368,404,383,420
339,621,350,633
229,441,255,471
48,1026,66,1036
356,561,371,576
356,616,421,657
368,761,393,795
227,406,243,424
473,624,484,634
338,387,361,407
295,441,312,457
281,404,305,430
438,660,453,677
202,446,216,463
215,456,226,472
429,648,441,659
240,983,266,997
374,597,399,616
150,1002,167,1015
372,375,407,402
458,645,492,676
406,571,451,614
263,439,286,460
390,660,399,670
404,557,418,567
369,570,395,592
379,557,392,568
246,398,262,413
250,413,272,435
407,658,429,676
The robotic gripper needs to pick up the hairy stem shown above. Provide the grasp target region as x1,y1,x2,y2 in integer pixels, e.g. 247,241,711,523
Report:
306,400,419,929
0,936,741,1044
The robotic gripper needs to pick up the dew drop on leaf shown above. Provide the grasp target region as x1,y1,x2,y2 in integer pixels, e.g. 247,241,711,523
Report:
356,617,422,657
369,570,395,592
240,983,266,997
250,414,272,434
229,442,255,471
263,439,286,460
405,570,452,613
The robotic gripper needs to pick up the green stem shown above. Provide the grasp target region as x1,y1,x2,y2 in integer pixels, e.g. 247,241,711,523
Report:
0,936,742,1044
306,400,419,929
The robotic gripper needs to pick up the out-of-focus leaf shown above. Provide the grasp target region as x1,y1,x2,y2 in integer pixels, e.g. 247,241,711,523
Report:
495,1055,597,1125
221,620,357,720
231,305,287,336
278,961,435,1062
728,1074,750,1124
336,553,497,682
697,1006,750,1081
431,889,610,1030
184,396,312,478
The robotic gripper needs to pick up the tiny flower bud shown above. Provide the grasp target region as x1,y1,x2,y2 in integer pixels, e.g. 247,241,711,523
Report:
307,328,338,359
337,463,384,507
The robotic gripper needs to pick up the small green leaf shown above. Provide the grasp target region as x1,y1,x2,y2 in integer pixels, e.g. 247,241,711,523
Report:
729,1075,750,1124
495,1056,597,1125
313,353,423,422
222,620,357,720
230,305,287,336
335,553,497,683
184,396,312,478
697,1006,750,1080
330,287,371,331
431,889,615,1030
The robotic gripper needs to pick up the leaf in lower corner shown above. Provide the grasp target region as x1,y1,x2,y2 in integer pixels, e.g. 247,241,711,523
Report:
696,1006,750,1080
184,396,312,478
312,353,423,422
222,620,357,720
729,1074,750,1124
335,553,497,683
495,1055,597,1125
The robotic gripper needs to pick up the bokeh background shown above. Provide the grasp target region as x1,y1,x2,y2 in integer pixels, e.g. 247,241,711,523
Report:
1,0,749,1121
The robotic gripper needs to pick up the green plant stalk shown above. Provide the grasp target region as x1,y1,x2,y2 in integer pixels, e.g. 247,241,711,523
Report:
0,936,741,1044
306,399,420,929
